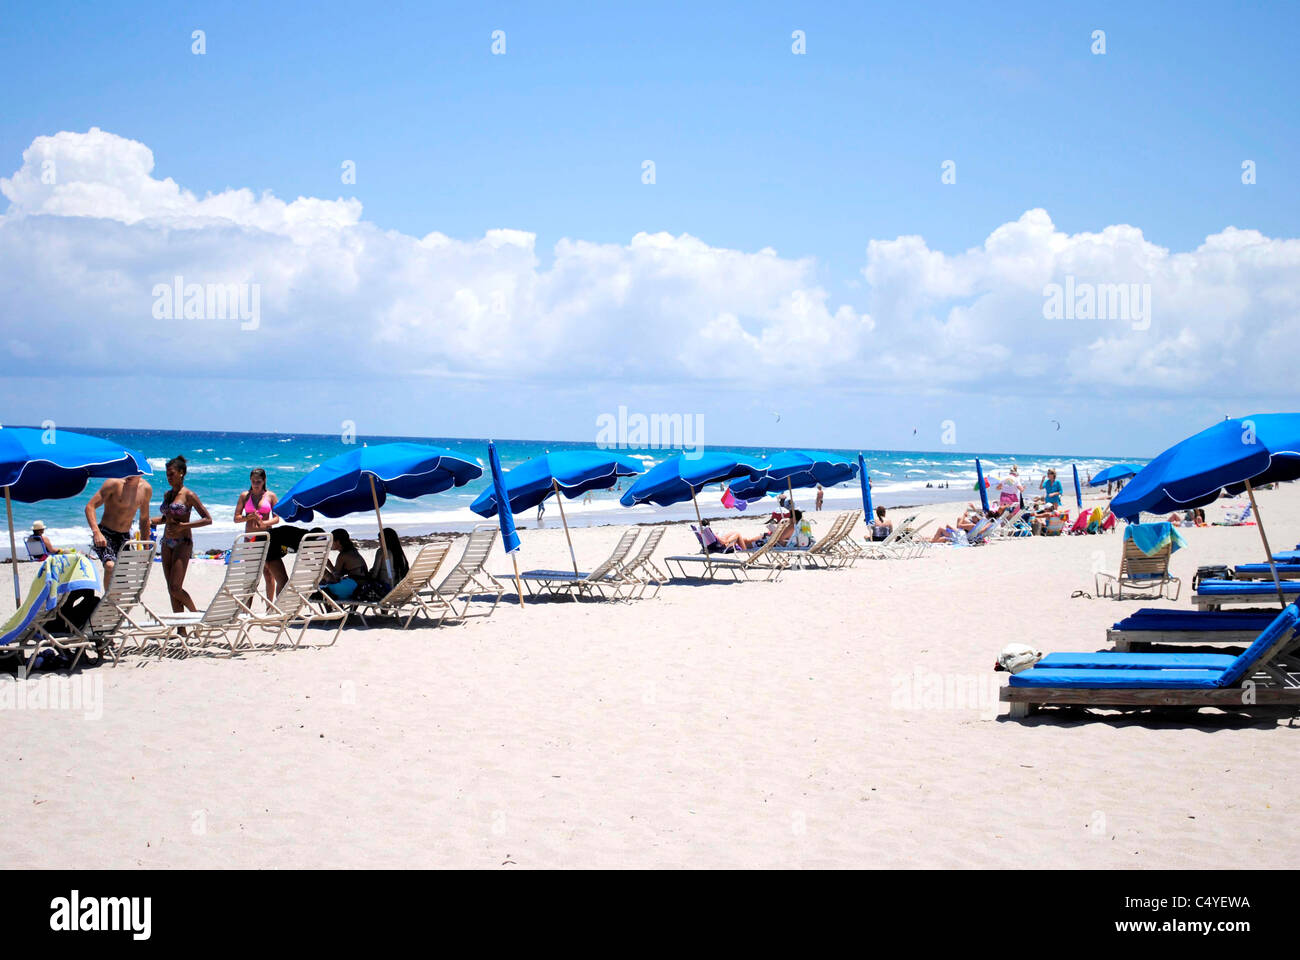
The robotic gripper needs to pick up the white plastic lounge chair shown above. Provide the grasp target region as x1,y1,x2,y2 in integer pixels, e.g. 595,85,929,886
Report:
664,520,790,581
1095,539,1181,600
133,533,270,656
61,539,155,663
428,526,504,618
619,527,668,597
0,553,100,677
239,532,349,646
351,540,454,629
1002,603,1300,718
517,528,640,600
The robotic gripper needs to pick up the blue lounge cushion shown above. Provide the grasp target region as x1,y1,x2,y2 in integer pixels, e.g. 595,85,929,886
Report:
1008,668,1225,689
1011,605,1300,690
1039,652,1237,670
1111,609,1277,632
1195,579,1300,595
1235,563,1300,574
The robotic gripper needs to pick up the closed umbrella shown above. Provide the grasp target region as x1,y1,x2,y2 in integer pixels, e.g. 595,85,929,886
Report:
471,450,642,575
975,458,990,513
1072,464,1083,510
484,441,524,607
279,443,482,579
858,453,872,525
0,427,152,604
1112,413,1300,606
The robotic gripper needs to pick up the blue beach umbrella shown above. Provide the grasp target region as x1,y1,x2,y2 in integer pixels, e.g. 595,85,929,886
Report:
1111,413,1300,604
279,442,482,576
471,449,642,574
1088,463,1139,487
0,427,152,603
729,450,858,505
858,453,873,522
1072,464,1083,510
620,453,767,569
975,458,990,513
485,441,524,606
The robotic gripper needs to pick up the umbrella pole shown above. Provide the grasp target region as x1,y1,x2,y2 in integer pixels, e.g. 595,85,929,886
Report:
5,486,18,606
1244,479,1286,608
510,553,525,608
369,475,390,584
552,480,579,575
690,485,711,576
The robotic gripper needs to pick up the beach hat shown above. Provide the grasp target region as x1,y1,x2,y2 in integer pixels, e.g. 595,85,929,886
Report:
31,520,45,532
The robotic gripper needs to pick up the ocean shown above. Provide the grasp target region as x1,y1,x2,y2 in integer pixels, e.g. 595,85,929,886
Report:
8,427,1144,553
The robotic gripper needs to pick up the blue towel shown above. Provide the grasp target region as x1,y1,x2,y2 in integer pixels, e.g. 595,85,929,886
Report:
1124,521,1187,556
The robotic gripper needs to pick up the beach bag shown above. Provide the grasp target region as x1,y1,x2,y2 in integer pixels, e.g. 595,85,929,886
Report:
996,643,1043,674
1192,565,1232,590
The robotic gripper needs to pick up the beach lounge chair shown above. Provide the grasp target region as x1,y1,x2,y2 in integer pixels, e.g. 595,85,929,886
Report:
132,533,270,656
24,535,49,561
863,516,915,559
240,531,348,646
1001,603,1300,718
1094,538,1181,600
350,540,454,629
615,527,668,598
517,528,641,600
428,526,504,618
1192,578,1300,610
1041,512,1067,536
1106,608,1279,651
1219,504,1254,525
60,539,156,663
965,518,996,545
1232,562,1300,580
664,520,790,581
0,552,101,677
1066,511,1091,535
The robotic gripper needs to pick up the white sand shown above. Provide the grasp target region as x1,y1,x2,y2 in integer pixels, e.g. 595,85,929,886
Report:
1,485,1297,869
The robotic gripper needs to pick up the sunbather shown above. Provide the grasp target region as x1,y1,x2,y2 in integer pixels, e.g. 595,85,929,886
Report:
322,529,369,600
369,527,410,589
149,455,213,613
25,521,57,560
870,506,892,541
235,467,284,602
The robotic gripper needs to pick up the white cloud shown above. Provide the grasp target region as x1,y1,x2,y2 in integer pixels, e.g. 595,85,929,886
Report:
1,129,1297,407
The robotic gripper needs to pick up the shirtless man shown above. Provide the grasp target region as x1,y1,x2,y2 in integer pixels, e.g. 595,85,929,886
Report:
85,474,153,579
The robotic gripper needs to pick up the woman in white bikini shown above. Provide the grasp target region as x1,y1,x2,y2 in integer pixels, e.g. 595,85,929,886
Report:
234,467,283,602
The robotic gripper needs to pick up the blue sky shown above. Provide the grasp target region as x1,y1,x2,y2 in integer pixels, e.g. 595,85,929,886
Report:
1,1,1297,456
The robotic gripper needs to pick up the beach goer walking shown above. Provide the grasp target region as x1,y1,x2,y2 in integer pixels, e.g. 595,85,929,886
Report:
815,485,824,511
85,474,153,580
150,455,212,613
234,468,283,602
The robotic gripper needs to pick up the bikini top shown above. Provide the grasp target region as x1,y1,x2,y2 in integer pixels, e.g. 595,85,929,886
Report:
245,494,272,518
162,499,191,520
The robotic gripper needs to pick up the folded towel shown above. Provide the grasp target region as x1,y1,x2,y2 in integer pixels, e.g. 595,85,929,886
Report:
1124,521,1187,556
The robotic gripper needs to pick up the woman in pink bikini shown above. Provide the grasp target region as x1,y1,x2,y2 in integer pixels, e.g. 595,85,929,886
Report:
234,467,284,602
150,455,213,613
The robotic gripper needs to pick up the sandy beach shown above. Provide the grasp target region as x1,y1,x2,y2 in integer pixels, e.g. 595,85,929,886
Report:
1,485,1296,870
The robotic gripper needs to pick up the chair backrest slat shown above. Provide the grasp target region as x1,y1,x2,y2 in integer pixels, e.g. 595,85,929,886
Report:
587,529,640,581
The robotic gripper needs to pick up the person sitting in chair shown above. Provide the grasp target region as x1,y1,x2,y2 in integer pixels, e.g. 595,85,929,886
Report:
25,521,58,560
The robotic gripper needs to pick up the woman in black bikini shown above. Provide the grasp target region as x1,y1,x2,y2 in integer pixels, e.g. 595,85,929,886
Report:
234,467,283,602
150,455,213,613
